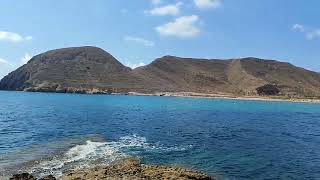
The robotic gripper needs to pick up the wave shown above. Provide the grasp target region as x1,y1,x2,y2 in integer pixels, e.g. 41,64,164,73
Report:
21,134,192,178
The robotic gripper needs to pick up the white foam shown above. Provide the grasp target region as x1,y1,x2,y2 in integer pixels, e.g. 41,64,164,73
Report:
27,134,192,177
30,140,124,177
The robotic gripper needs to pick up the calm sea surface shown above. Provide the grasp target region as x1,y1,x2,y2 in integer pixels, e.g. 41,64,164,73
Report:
0,91,319,179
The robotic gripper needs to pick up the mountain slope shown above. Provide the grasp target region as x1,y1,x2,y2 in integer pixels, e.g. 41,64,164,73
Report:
1,46,320,98
0,46,135,92
132,56,231,93
240,58,320,97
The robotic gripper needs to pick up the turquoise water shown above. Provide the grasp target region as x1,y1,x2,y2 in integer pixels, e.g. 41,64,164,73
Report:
0,91,319,179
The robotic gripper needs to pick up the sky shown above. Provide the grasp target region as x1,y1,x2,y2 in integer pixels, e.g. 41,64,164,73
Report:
0,0,319,79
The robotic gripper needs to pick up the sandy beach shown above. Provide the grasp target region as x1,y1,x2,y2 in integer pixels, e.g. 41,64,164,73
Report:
128,92,320,104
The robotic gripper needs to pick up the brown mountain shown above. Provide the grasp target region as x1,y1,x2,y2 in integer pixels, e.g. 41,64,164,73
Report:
1,46,320,98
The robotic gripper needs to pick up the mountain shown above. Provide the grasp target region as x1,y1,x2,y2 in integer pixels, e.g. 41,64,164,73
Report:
0,47,134,93
1,46,320,98
133,56,320,97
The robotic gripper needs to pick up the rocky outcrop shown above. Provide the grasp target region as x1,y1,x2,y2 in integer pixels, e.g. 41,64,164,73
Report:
62,159,213,180
8,159,213,180
9,173,36,180
1,46,320,98
9,174,56,180
256,84,280,95
39,175,56,180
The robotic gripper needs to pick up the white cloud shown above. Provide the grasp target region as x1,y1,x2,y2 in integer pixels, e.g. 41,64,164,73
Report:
124,36,155,47
25,36,33,40
292,24,320,40
156,15,200,38
151,0,162,5
194,0,221,9
292,24,305,32
0,31,32,43
125,62,146,69
0,54,33,79
0,58,9,65
306,30,320,40
147,2,182,16
21,53,32,65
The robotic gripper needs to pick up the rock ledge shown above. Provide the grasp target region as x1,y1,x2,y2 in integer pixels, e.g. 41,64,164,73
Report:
9,159,213,180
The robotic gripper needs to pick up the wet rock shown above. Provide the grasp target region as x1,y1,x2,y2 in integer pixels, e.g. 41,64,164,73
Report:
39,175,56,180
9,173,36,180
62,158,213,180
142,165,212,180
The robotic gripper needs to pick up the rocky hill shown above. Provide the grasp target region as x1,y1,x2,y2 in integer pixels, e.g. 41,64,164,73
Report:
1,46,320,98
0,47,135,93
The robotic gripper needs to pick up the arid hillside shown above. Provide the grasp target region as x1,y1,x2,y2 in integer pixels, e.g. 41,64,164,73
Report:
1,46,320,98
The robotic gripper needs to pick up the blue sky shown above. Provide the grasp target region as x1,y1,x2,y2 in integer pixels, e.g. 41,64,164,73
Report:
0,0,319,79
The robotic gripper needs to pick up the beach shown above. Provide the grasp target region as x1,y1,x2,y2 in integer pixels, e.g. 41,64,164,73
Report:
127,91,320,103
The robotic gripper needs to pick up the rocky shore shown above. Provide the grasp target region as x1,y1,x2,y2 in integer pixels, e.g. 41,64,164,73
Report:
8,159,213,180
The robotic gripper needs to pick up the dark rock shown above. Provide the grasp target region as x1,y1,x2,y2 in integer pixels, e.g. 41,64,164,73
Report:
256,84,280,95
9,173,36,180
39,175,56,180
62,158,213,180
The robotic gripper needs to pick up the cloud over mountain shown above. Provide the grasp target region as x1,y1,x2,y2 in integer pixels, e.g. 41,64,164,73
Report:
0,31,32,43
156,15,200,38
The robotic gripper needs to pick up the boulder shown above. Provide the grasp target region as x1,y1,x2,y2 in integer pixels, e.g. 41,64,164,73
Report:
39,175,56,180
256,84,280,95
9,173,36,180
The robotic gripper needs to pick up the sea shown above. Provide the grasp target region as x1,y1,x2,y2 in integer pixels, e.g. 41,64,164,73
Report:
0,91,319,180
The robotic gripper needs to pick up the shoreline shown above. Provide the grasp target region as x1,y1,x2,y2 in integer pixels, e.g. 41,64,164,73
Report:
7,158,214,180
127,92,320,104
1,90,320,104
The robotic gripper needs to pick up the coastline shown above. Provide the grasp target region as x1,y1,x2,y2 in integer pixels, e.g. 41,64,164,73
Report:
62,158,213,180
1,90,319,180
127,91,320,104
1,90,320,104
7,158,214,180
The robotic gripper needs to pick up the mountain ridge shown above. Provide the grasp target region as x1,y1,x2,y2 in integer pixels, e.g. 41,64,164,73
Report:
1,46,320,98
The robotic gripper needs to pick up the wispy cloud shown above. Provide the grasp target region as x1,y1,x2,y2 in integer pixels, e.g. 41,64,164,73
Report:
0,31,32,43
0,53,32,67
156,15,200,38
125,62,146,69
146,2,183,16
150,0,162,5
292,24,305,32
124,36,155,47
0,58,9,65
21,53,32,65
0,53,33,79
292,24,320,40
194,0,221,9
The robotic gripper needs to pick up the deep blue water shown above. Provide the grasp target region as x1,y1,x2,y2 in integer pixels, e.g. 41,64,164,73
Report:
0,91,320,179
